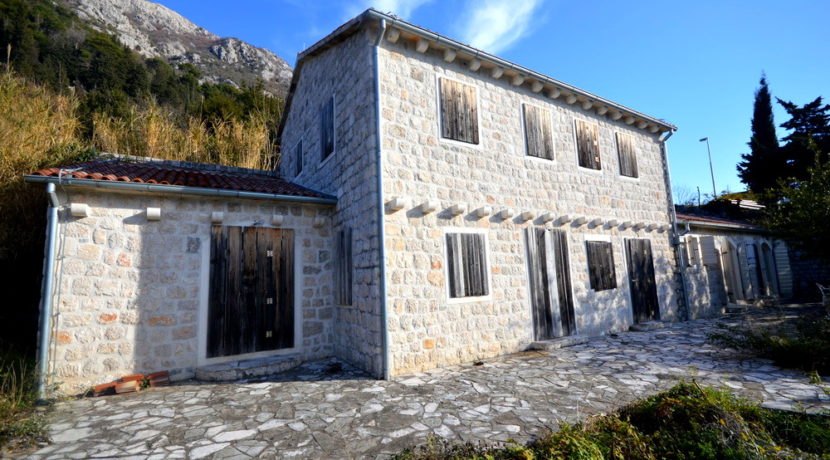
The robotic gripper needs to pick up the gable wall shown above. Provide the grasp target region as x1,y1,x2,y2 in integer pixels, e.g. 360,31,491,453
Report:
377,39,680,376
279,29,385,376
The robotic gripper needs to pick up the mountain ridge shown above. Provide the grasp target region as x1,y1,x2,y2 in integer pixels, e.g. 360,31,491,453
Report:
59,0,292,96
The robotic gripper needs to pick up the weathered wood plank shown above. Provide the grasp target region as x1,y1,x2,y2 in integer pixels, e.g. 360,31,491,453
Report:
523,104,554,160
320,97,334,160
576,120,601,170
439,78,478,144
616,132,638,177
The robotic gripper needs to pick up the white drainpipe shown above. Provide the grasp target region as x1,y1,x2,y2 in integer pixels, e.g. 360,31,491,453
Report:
373,19,391,380
36,182,61,401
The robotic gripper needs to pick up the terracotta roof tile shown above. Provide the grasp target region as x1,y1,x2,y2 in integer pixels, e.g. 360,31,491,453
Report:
675,212,758,228
30,158,331,199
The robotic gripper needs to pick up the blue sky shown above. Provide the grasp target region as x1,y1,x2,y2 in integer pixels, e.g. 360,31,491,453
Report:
156,0,828,200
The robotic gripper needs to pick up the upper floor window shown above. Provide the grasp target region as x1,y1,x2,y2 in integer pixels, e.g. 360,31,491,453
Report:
439,78,479,144
523,104,554,160
446,232,489,298
294,140,303,177
586,240,616,291
575,119,601,170
320,96,334,161
616,132,638,177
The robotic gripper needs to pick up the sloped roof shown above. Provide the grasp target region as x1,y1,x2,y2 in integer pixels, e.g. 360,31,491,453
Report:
278,8,676,142
27,157,334,202
675,212,764,231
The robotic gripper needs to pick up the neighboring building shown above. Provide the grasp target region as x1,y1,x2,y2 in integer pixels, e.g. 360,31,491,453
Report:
675,212,793,318
28,9,683,394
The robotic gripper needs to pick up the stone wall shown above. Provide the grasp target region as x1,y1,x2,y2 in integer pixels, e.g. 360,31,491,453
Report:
48,187,334,395
377,40,679,376
279,29,385,377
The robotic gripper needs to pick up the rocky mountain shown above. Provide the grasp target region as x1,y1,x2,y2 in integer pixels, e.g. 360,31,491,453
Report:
59,0,293,96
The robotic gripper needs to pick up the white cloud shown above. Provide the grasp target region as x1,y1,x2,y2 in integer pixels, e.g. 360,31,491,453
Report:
346,0,433,19
458,0,544,54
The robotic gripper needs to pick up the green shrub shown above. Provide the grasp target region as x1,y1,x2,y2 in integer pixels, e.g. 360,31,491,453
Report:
0,346,48,451
394,382,830,460
709,313,830,375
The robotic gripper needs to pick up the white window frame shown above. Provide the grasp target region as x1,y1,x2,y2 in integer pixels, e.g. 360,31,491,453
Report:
443,227,492,304
614,130,640,182
584,234,617,291
434,74,483,150
521,101,556,163
572,118,603,174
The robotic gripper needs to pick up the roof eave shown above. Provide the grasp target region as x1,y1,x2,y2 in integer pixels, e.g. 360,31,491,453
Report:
24,175,338,206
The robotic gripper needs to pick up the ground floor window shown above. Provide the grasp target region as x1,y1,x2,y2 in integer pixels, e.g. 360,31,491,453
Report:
586,240,616,291
446,232,489,298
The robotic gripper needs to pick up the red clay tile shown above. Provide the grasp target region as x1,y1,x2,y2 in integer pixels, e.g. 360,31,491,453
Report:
115,380,139,394
120,374,145,383
30,159,331,199
93,382,116,397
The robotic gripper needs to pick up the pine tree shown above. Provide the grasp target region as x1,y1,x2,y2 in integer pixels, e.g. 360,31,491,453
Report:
737,74,782,193
777,96,830,182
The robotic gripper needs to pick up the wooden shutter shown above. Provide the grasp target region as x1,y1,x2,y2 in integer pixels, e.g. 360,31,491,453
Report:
523,104,554,160
334,228,353,305
576,120,601,170
439,78,479,144
616,132,638,177
320,97,334,160
294,140,303,177
699,236,719,266
446,232,488,298
773,241,793,298
586,240,616,291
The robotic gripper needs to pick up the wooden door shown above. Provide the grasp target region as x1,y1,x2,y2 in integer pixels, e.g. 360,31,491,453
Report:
626,238,660,323
525,228,575,340
207,226,294,358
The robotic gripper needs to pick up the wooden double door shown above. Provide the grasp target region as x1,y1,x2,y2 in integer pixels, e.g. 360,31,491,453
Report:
207,226,294,358
625,238,660,323
525,228,576,340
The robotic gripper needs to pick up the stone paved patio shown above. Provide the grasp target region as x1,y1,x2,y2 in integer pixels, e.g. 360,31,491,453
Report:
23,309,830,459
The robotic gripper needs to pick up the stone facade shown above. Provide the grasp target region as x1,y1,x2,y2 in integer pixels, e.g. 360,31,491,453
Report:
48,187,334,394
375,39,679,375
680,226,792,312
278,29,386,377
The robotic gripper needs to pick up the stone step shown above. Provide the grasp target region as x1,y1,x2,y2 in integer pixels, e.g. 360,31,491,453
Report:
628,321,670,332
527,335,590,351
195,355,302,382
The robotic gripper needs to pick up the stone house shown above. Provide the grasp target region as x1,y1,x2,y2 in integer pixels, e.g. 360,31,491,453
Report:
29,9,684,395
675,212,794,318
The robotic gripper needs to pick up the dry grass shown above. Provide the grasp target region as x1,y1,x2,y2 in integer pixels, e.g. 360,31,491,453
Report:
92,99,278,169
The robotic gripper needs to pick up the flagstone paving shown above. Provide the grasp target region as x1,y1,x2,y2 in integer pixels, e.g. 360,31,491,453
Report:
24,309,830,459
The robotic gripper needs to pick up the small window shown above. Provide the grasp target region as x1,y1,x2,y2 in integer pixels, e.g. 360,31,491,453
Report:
586,241,616,291
320,96,334,161
616,132,638,177
523,104,554,160
446,232,489,298
334,227,352,305
575,119,601,170
439,78,479,144
294,140,303,177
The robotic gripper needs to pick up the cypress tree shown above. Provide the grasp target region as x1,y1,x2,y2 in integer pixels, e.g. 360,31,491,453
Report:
737,74,782,193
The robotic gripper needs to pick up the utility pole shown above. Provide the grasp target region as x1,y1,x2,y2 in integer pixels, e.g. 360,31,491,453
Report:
699,137,717,199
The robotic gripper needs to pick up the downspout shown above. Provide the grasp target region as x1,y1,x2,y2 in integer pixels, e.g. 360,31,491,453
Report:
373,18,391,380
36,183,60,401
659,130,691,321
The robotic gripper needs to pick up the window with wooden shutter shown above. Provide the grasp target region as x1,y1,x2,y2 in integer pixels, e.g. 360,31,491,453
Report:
334,227,353,305
575,119,601,170
294,140,303,177
616,132,638,177
586,240,616,291
320,96,334,161
446,232,489,298
439,78,479,144
523,104,554,160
